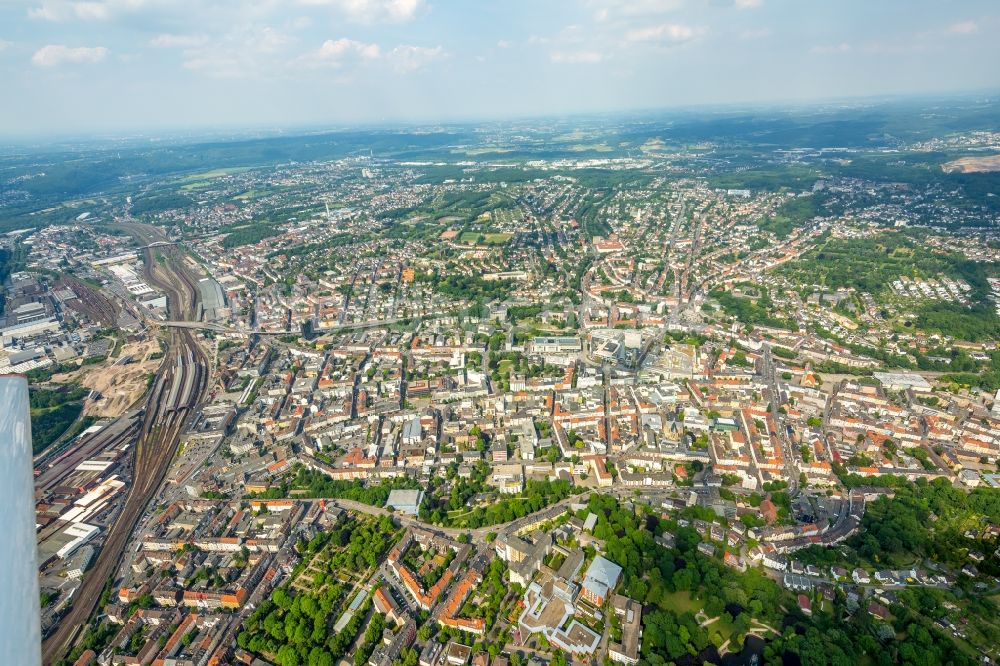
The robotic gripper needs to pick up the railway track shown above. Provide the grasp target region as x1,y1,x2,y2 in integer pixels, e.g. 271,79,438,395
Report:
61,277,120,328
35,414,142,494
42,224,208,665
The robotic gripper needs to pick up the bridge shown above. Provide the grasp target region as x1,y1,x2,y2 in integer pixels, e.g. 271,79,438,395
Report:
160,315,427,335
161,321,258,334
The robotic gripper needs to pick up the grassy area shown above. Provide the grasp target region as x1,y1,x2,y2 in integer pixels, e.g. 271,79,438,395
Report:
177,169,253,191
178,167,255,182
30,393,86,455
483,232,513,245
780,230,989,299
706,163,823,192
459,231,481,244
568,143,614,152
660,589,702,615
453,147,515,156
657,589,739,643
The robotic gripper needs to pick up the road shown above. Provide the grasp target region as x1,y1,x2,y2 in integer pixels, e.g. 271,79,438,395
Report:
761,343,799,496
42,223,208,665
330,490,593,545
161,309,465,335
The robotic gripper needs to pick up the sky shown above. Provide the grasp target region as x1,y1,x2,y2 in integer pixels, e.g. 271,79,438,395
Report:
0,0,997,137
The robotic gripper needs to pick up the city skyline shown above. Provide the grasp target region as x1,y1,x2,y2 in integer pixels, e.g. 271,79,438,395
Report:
1,0,998,136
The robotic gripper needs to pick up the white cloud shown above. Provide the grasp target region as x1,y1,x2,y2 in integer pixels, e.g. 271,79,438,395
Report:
29,2,99,21
32,44,109,66
529,24,587,47
590,0,683,22
149,33,208,48
734,0,762,9
297,0,425,23
497,39,512,49
180,26,293,78
182,55,239,75
387,44,445,72
28,0,150,21
314,37,382,64
0,39,11,52
625,23,701,43
300,39,442,73
550,50,604,64
253,26,294,53
947,20,978,35
810,43,851,55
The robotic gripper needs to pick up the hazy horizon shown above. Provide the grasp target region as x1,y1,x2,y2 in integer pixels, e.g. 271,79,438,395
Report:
1,0,998,137
2,87,999,149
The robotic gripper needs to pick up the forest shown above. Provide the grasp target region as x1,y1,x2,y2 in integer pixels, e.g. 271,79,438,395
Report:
221,223,286,249
779,231,1000,341
29,384,89,455
422,477,577,529
940,349,1000,392
428,272,516,302
581,492,987,666
710,288,797,331
0,244,27,314
797,479,1000,578
236,515,400,666
757,194,823,239
253,466,423,504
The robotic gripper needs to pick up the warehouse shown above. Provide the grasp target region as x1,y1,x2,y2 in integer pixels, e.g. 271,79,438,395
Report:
385,489,424,515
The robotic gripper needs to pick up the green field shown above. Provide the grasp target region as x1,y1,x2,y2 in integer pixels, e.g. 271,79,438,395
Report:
459,231,481,244
453,147,515,156
568,143,614,152
660,589,702,614
178,167,256,182
483,232,513,245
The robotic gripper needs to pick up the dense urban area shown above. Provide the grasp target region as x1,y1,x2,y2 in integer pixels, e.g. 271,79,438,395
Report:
3,101,1000,666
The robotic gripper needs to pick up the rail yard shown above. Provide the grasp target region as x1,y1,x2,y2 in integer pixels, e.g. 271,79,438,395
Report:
40,224,209,664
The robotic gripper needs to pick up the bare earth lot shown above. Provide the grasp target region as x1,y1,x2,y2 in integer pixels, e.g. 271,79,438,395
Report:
941,154,1000,173
53,338,163,417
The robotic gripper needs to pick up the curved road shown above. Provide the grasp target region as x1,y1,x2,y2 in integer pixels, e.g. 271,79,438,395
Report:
330,490,594,543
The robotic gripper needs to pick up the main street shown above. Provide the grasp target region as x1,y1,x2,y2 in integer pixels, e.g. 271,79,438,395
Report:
762,343,799,496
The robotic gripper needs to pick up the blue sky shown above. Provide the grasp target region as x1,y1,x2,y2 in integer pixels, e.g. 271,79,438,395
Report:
0,0,996,136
